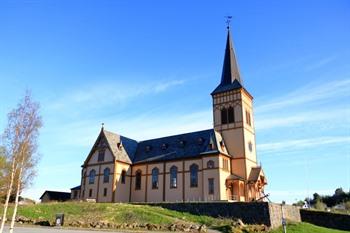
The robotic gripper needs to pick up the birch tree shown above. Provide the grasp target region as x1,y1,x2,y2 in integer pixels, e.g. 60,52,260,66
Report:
0,92,42,233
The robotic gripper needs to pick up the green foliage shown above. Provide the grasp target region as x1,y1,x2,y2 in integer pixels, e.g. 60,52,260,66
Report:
310,188,350,208
314,199,327,211
345,201,350,210
269,222,349,233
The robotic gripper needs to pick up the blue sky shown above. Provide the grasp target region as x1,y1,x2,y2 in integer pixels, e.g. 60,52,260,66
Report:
0,1,349,203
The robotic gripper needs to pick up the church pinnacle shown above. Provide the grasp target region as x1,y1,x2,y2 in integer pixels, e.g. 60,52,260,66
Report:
221,27,242,85
211,27,243,95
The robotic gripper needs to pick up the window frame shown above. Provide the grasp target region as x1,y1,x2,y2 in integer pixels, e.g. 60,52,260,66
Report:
98,149,105,162
207,160,215,169
121,170,126,184
89,169,96,184
151,167,159,189
103,167,110,183
170,166,178,189
135,170,142,190
208,178,214,195
190,164,199,188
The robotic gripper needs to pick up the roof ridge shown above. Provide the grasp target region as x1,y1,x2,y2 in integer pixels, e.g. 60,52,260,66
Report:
139,128,213,143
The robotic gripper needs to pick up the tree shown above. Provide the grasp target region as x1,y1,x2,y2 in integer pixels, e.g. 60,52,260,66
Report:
0,148,8,203
0,92,42,233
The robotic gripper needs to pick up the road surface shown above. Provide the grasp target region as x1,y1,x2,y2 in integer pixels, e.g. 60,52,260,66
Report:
2,226,134,233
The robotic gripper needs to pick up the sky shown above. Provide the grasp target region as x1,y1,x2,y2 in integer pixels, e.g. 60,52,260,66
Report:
0,0,349,204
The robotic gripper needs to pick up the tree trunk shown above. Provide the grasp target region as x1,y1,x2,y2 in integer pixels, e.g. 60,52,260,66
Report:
0,158,16,233
9,162,23,233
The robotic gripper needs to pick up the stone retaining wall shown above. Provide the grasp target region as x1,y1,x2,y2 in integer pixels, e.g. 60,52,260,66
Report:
142,202,300,228
300,209,350,231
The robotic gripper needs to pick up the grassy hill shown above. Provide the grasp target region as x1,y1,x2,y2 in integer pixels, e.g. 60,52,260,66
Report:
1,202,349,233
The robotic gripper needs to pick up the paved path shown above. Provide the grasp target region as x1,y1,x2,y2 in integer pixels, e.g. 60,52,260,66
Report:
2,226,134,233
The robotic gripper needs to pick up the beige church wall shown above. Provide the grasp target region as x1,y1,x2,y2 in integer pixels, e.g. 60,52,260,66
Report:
231,158,246,179
88,148,114,164
165,161,183,202
131,164,147,202
243,130,257,164
97,163,114,202
115,162,131,202
203,167,221,201
184,159,202,201
220,129,245,158
202,156,220,169
84,165,99,200
218,160,231,200
146,163,164,202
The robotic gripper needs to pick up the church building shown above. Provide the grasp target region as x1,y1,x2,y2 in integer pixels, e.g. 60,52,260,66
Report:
75,27,267,203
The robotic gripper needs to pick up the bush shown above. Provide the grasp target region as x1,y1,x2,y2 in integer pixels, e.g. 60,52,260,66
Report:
314,200,326,211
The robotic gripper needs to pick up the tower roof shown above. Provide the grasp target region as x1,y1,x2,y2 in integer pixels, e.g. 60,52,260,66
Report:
212,28,243,95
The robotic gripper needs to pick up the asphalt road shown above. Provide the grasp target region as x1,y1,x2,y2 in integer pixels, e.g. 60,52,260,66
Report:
2,226,134,233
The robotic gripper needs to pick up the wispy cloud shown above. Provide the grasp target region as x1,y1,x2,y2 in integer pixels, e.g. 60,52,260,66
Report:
256,79,350,114
258,136,350,154
305,56,337,71
48,78,185,111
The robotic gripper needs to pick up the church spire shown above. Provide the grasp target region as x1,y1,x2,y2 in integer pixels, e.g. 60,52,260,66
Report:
220,27,242,85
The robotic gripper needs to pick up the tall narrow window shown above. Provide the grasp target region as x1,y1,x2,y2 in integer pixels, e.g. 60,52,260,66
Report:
208,178,214,194
103,188,107,197
221,108,228,124
190,164,198,187
89,189,92,197
103,167,110,183
121,170,126,184
152,167,159,189
135,170,142,190
89,170,96,184
228,106,235,123
170,166,177,188
98,149,105,162
246,110,251,126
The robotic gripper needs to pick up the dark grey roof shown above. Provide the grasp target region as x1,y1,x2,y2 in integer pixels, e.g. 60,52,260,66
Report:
85,128,229,165
211,29,243,95
133,129,224,164
211,79,243,95
39,191,71,201
70,185,81,190
226,173,245,181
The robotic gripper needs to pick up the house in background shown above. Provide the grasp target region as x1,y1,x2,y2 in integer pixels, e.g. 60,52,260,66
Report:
40,191,71,203
76,27,267,203
70,185,81,200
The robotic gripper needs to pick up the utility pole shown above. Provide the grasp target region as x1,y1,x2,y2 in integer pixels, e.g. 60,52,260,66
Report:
281,201,287,233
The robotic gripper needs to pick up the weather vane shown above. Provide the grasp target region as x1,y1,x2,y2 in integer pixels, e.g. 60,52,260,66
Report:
225,15,232,29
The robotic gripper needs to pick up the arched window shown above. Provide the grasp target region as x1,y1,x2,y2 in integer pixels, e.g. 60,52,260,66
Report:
221,108,228,124
89,169,96,184
152,167,159,189
228,106,234,123
121,170,126,184
103,168,110,183
190,164,198,187
207,160,215,169
170,166,177,188
135,170,142,190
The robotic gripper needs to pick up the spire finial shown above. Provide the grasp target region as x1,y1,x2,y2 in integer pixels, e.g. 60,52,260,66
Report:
225,16,232,30
101,123,104,130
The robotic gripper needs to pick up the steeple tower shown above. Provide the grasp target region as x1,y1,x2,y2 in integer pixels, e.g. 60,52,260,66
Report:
221,28,242,85
211,27,259,201
212,27,243,95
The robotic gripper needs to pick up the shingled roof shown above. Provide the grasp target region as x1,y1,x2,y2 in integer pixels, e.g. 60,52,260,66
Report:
212,28,243,95
84,128,229,166
248,167,265,183
133,129,227,164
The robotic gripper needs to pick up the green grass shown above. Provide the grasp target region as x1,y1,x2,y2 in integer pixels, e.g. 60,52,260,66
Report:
1,202,231,226
269,222,349,233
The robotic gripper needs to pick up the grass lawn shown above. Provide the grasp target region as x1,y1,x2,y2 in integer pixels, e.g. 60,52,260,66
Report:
1,202,231,226
269,222,350,233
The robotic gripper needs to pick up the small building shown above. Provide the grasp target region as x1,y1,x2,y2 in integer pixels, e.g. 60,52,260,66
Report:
39,191,71,203
70,185,81,200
